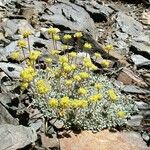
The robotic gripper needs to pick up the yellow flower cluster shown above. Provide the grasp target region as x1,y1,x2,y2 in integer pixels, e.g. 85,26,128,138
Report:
63,34,72,40
101,60,110,68
60,96,70,108
51,49,59,55
10,51,20,61
48,27,60,34
89,94,103,103
108,89,118,102
18,40,27,48
36,79,50,94
20,82,29,90
71,99,88,108
79,72,89,79
74,32,83,38
48,98,58,108
69,52,77,58
117,111,126,119
94,83,103,90
59,56,68,64
53,34,60,41
65,79,73,86
83,42,92,49
78,87,87,95
29,50,42,61
22,31,32,38
20,66,36,82
83,58,97,70
94,53,101,58
104,44,114,51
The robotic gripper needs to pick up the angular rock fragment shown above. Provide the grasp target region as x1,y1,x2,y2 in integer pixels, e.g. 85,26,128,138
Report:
0,124,37,150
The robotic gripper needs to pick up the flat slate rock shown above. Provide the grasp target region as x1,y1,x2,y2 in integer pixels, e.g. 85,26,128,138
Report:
60,130,149,150
116,12,143,37
0,124,37,150
41,1,97,39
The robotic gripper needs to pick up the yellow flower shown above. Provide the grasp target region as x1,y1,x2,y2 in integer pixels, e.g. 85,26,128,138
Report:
94,83,103,90
94,53,101,58
83,42,92,49
108,89,118,102
10,51,20,60
36,79,50,94
20,67,36,82
51,49,59,55
78,87,87,95
20,82,29,90
60,96,70,108
65,79,73,86
59,56,68,64
18,40,27,48
45,58,52,64
22,31,32,38
101,60,110,68
104,44,114,51
78,100,88,108
63,63,72,73
79,72,89,79
74,32,83,38
117,111,126,119
91,64,97,70
53,34,60,41
89,94,103,103
48,98,58,108
61,45,68,50
73,75,81,82
48,27,60,34
29,50,42,61
69,52,77,58
63,34,72,40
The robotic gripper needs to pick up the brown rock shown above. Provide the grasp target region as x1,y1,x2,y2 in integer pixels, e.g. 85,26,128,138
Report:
60,130,148,150
117,68,147,86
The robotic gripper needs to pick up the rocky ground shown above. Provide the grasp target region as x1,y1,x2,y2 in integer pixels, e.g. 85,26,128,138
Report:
0,0,150,149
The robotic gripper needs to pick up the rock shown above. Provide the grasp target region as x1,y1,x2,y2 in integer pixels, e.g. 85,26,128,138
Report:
0,93,12,108
73,0,114,22
41,1,97,39
131,54,150,67
40,133,59,149
122,85,150,94
0,103,18,125
142,131,150,142
127,115,143,128
116,12,143,37
50,119,64,130
141,11,150,25
0,124,37,150
29,119,43,131
0,62,23,78
130,41,150,59
133,34,150,43
115,31,128,40
117,68,146,86
60,130,149,150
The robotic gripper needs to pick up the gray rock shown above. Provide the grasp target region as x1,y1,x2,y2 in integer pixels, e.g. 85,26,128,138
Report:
115,31,128,40
29,119,43,131
0,124,37,150
0,93,12,108
0,62,23,78
135,101,150,110
127,115,143,128
0,103,18,125
41,1,97,39
122,85,150,94
133,34,150,44
73,0,114,21
130,41,150,58
116,12,143,37
131,54,150,67
50,119,64,129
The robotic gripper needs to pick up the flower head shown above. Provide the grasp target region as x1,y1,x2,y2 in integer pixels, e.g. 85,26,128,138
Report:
117,111,126,119
51,50,59,55
101,60,110,68
94,83,103,90
45,58,52,64
61,45,68,50
74,32,83,38
48,27,60,34
65,79,73,86
69,52,77,58
94,53,101,58
79,72,89,79
60,96,70,108
108,89,118,102
63,34,72,40
29,50,42,61
104,44,114,51
10,51,20,61
20,82,29,90
78,87,87,95
73,75,81,82
36,79,50,94
49,98,58,108
83,42,92,49
18,40,27,48
59,56,68,64
22,31,32,38
89,94,103,103
53,34,60,41
20,66,36,82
